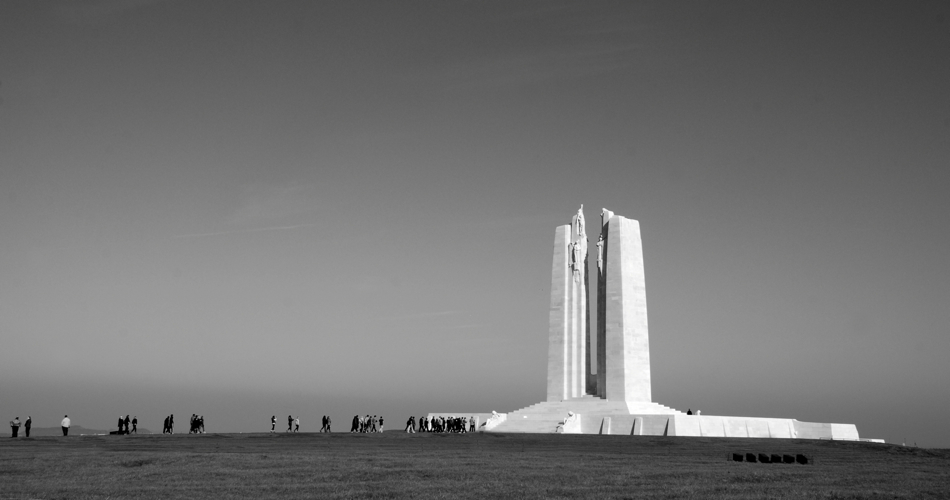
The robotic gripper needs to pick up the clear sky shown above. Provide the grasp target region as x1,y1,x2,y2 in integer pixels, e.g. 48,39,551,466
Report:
1,1,948,446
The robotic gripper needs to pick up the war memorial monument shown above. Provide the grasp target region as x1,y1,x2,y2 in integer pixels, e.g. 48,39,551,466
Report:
433,206,864,440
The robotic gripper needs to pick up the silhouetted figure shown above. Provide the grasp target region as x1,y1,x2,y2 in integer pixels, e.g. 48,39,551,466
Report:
350,415,359,433
10,417,20,438
163,415,170,434
294,417,300,432
124,415,131,433
287,415,293,432
270,415,276,433
131,416,137,433
61,415,70,436
686,409,692,415
24,416,31,437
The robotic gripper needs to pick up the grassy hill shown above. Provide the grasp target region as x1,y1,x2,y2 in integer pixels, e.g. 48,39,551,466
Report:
1,432,947,498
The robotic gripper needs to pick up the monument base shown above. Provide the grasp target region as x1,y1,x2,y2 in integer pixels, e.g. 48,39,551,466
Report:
448,396,860,440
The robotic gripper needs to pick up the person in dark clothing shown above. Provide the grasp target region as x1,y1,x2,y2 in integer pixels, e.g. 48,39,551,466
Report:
124,415,131,433
24,416,31,437
351,415,359,433
10,417,20,438
287,415,293,433
686,409,692,415
131,416,137,433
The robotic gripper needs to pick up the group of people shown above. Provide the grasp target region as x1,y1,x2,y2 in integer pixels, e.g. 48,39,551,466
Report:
9,416,30,437
406,415,476,433
115,415,138,434
9,415,72,437
271,415,301,432
188,414,205,434
162,414,176,434
350,415,384,433
10,413,485,437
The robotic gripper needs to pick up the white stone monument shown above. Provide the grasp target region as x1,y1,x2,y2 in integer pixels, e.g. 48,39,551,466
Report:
433,206,866,440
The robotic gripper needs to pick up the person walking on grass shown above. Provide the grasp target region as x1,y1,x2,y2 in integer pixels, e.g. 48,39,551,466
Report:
61,415,71,436
287,415,293,433
131,416,137,434
271,415,276,433
294,416,300,432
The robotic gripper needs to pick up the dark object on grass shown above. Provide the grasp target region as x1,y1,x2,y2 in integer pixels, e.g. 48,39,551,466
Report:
732,453,743,462
770,454,782,463
796,454,809,465
783,454,795,464
745,453,757,463
758,453,771,463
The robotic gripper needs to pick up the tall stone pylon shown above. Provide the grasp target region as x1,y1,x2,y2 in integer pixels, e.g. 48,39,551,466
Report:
600,213,652,402
546,205,591,401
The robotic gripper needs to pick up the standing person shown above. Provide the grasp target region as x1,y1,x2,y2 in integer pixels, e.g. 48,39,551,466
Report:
320,415,327,432
199,416,205,433
61,415,71,436
24,416,31,437
131,416,137,434
169,414,175,434
163,416,169,434
378,416,384,433
271,415,276,433
287,415,293,433
118,415,125,433
405,416,415,433
294,416,300,432
469,416,476,433
325,415,331,432
350,415,359,433
10,417,20,438
124,415,130,433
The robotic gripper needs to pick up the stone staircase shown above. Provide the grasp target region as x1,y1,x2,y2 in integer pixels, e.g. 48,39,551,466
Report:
488,396,683,434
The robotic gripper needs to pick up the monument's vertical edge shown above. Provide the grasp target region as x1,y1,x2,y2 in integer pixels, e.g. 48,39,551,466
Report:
547,225,570,402
605,216,652,402
596,209,613,398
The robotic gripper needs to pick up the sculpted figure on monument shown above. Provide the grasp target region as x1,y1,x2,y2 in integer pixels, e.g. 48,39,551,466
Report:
596,235,604,273
571,239,583,282
576,205,585,237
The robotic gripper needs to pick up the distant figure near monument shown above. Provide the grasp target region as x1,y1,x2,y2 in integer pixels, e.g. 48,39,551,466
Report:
435,205,865,440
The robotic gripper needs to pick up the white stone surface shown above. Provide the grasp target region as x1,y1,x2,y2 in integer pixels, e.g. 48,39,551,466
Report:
604,216,651,402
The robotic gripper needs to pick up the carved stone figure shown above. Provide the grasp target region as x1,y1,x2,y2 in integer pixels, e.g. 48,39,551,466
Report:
576,205,585,237
596,235,604,273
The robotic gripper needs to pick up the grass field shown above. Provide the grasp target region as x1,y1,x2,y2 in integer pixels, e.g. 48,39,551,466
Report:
2,432,948,499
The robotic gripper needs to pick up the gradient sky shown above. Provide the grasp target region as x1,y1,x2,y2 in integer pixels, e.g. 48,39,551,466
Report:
1,1,948,446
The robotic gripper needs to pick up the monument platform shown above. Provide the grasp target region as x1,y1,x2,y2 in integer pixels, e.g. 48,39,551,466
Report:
473,396,858,439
